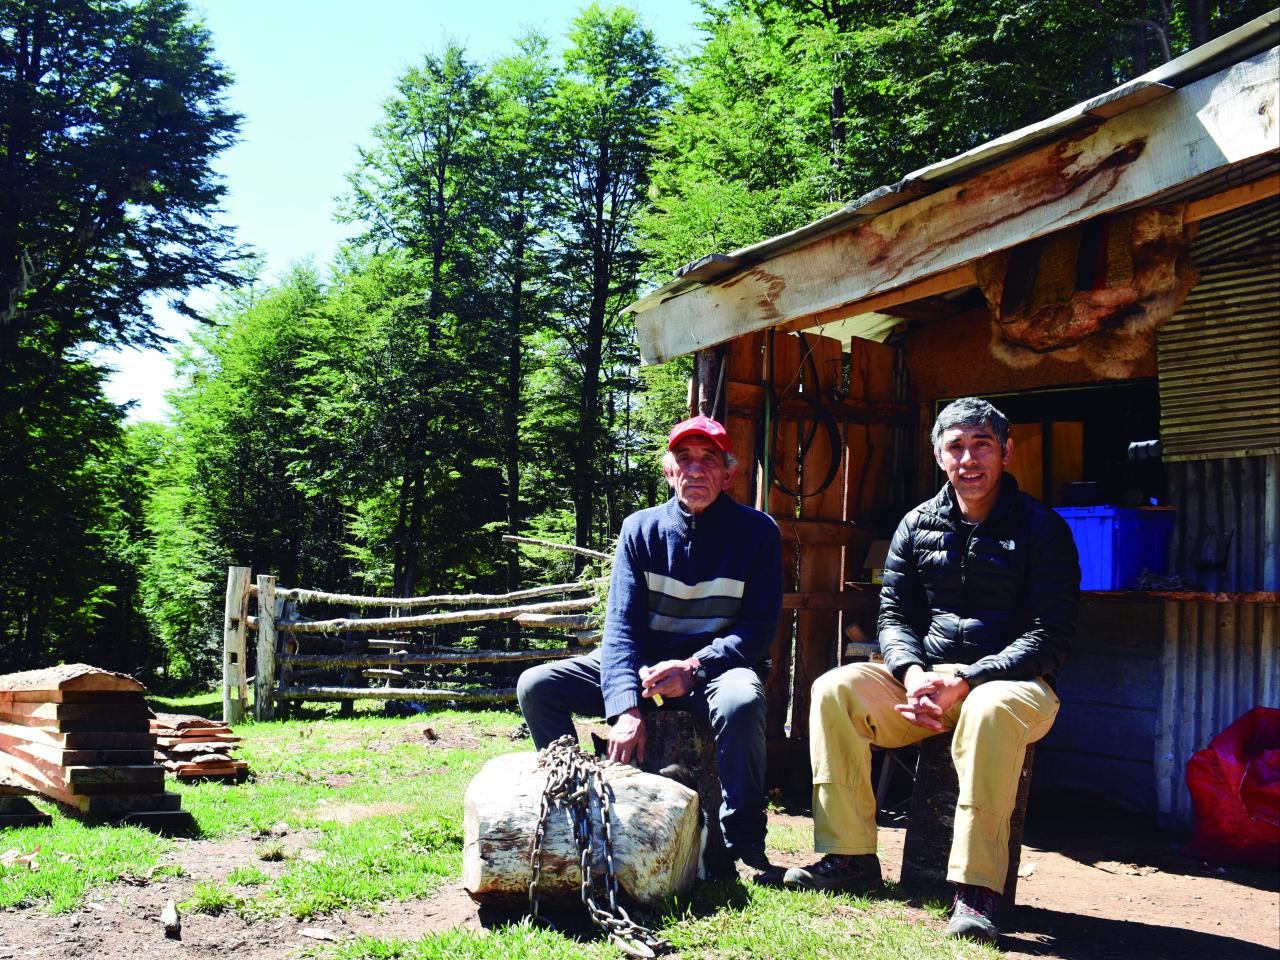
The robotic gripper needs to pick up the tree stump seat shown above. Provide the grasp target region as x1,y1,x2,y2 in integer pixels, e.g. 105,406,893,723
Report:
899,733,1036,911
639,707,728,873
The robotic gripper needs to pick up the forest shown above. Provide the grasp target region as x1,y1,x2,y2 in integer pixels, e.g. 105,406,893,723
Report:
0,0,1269,686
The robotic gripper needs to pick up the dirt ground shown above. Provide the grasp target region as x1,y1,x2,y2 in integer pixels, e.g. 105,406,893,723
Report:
0,735,1275,960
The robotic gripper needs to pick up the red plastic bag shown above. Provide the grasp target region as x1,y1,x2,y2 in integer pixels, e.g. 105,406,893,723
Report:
1184,706,1280,866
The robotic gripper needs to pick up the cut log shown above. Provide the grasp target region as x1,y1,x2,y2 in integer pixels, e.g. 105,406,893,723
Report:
640,710,727,872
0,664,145,694
513,614,594,629
462,752,700,909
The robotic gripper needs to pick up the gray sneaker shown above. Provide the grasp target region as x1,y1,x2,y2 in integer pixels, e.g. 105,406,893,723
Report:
734,850,785,887
782,854,883,894
944,884,1000,942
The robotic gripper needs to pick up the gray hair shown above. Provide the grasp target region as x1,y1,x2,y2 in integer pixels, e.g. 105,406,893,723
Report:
662,449,739,472
931,397,1011,453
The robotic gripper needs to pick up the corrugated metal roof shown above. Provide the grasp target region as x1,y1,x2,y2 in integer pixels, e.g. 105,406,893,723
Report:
626,10,1280,318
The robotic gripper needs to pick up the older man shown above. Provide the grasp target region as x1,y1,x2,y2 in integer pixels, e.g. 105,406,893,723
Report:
784,397,1080,943
517,414,784,882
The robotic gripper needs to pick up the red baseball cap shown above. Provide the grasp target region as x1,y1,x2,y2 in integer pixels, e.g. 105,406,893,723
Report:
667,415,732,454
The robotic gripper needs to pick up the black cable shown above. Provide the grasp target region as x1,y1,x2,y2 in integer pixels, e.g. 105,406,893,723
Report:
765,331,842,500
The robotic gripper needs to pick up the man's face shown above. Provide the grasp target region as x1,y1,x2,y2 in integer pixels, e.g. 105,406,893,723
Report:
664,437,734,513
934,423,1013,510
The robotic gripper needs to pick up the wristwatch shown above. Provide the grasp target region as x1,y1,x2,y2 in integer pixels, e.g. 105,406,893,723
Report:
688,658,707,685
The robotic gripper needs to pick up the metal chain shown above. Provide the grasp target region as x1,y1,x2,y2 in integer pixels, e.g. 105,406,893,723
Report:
528,736,671,958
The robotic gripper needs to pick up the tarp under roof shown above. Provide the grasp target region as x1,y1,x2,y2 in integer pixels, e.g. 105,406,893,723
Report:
624,11,1280,330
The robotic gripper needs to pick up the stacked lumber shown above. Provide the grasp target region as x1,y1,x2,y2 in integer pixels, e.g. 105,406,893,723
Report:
151,713,246,779
0,770,51,828
0,664,183,827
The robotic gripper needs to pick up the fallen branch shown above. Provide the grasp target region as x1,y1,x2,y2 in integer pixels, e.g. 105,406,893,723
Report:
280,648,581,669
254,596,597,634
274,577,607,608
274,686,517,702
503,535,612,563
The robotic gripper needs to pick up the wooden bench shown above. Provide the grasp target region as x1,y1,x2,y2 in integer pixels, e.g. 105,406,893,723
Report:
899,733,1036,911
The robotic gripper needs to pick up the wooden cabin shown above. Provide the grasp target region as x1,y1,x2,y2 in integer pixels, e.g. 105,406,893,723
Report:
624,12,1279,827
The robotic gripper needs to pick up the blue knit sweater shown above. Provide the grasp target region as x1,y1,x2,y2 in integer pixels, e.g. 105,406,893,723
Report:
600,493,783,719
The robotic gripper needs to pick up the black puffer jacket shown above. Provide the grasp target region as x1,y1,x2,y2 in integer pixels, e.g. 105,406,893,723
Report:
877,474,1080,686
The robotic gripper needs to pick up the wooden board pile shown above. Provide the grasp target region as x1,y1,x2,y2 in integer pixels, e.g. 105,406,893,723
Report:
0,664,184,827
151,713,246,780
0,770,50,828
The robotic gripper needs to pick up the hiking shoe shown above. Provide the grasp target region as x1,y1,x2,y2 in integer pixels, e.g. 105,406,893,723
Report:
734,850,785,887
945,884,1000,942
782,854,883,894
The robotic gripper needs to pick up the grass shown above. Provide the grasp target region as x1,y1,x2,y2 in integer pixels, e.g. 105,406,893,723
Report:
0,701,1002,959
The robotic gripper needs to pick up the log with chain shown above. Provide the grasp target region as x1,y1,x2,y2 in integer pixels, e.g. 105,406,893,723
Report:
528,736,671,958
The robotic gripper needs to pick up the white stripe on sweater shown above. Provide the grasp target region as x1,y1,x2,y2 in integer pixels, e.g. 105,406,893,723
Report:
644,572,745,600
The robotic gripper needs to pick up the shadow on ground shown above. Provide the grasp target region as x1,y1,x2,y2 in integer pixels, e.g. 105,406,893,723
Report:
1005,906,1275,960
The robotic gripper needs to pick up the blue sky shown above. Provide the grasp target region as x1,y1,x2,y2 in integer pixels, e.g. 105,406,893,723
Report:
102,0,703,420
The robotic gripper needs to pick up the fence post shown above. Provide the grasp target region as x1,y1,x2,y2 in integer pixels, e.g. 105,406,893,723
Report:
255,574,278,721
222,566,252,725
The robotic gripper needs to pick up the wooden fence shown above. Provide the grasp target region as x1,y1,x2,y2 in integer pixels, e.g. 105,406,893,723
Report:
221,538,608,724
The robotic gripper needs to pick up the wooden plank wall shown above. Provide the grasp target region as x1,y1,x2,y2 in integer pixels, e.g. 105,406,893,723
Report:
1033,598,1164,812
718,331,898,745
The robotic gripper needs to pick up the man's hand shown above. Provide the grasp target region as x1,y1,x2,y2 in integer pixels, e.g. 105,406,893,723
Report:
895,665,970,731
607,708,646,765
640,658,698,701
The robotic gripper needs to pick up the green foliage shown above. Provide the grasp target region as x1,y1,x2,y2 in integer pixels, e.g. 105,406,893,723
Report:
4,1,1270,677
0,819,169,913
181,880,244,915
0,0,238,675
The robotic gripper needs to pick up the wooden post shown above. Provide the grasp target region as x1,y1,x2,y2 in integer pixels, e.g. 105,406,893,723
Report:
222,566,251,725
792,333,845,740
255,574,278,722
764,333,801,740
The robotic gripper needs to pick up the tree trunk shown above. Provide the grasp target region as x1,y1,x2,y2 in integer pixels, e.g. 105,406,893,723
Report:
1187,0,1210,48
462,752,701,908
505,214,526,591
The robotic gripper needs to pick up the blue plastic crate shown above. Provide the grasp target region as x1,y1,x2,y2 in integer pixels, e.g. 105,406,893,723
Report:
1053,506,1176,590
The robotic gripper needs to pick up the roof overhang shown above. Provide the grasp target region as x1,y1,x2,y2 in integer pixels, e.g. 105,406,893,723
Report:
627,11,1280,365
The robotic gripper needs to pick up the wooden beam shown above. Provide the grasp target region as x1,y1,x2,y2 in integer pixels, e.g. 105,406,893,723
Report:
274,686,517,702
776,266,977,335
281,648,581,669
222,566,251,726
636,46,1279,363
254,575,277,722
774,517,869,547
1185,173,1280,223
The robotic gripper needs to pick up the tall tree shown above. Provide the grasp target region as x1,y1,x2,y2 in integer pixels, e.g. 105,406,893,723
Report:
0,0,240,399
0,0,238,670
553,4,667,555
342,44,496,595
485,34,559,589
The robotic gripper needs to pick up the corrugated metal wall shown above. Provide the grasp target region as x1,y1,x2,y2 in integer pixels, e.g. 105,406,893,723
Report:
1155,599,1280,827
1157,196,1280,461
1164,454,1280,591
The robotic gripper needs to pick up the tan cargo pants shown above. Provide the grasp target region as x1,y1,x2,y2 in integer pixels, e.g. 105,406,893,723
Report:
809,661,1059,893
